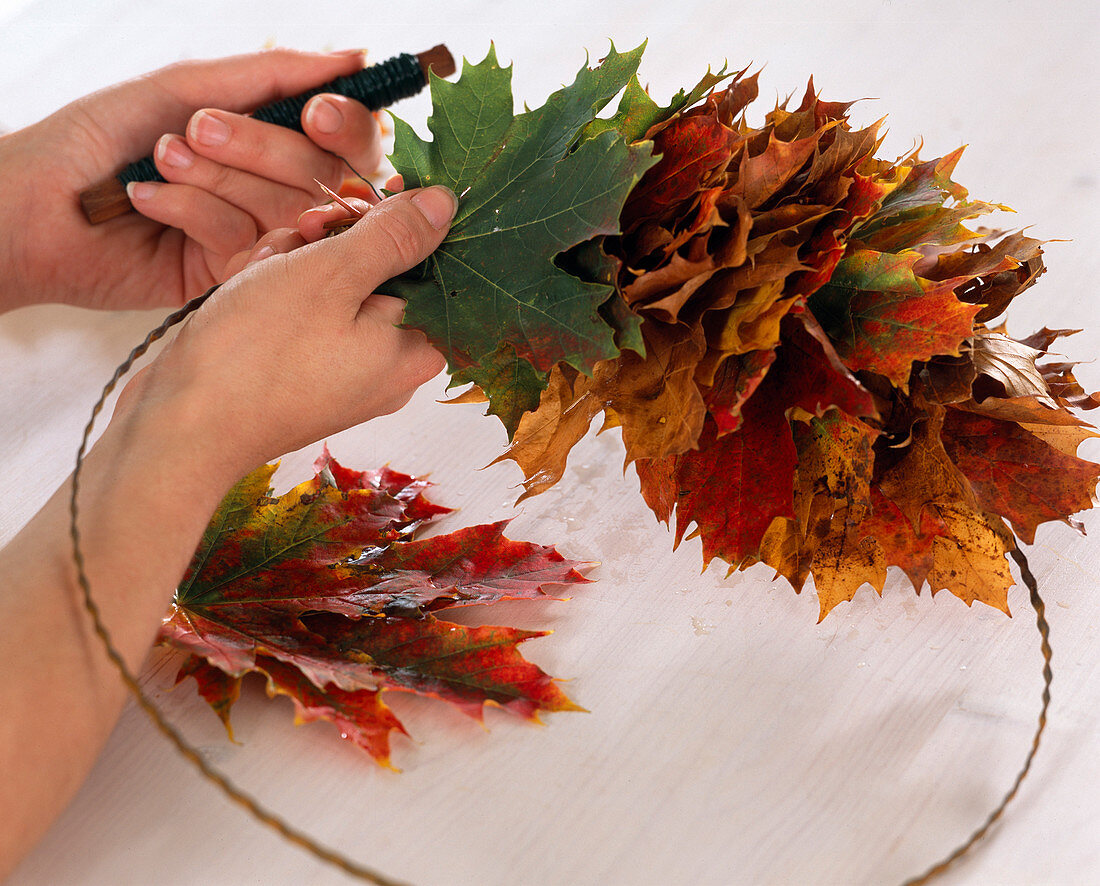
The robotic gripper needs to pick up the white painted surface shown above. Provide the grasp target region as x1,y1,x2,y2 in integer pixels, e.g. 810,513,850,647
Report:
1,2,1098,884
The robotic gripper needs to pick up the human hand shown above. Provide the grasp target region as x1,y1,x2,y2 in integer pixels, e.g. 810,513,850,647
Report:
220,184,389,280
0,184,453,876
116,185,457,487
0,49,383,313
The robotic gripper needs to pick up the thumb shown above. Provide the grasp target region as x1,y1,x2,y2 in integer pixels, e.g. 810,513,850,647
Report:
302,94,383,178
313,186,458,309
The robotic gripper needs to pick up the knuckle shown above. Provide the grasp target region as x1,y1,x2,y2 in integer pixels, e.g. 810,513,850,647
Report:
412,348,447,383
397,334,447,387
217,211,257,254
375,348,445,417
370,204,429,269
231,130,267,169
206,161,233,192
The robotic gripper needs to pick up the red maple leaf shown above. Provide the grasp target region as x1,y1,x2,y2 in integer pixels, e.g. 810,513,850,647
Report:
161,449,590,766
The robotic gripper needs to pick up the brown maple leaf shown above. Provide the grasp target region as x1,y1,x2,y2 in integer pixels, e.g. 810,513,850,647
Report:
875,409,1017,613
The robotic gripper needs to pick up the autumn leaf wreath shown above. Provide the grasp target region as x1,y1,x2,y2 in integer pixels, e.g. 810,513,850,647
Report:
159,44,1097,769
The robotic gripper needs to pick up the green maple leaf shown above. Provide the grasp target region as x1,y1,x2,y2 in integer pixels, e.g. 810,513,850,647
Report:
582,58,733,143
383,43,659,436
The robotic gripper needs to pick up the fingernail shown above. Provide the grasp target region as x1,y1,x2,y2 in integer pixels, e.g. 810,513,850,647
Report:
298,202,337,223
305,96,343,134
253,245,276,262
156,133,194,169
331,48,366,58
126,181,159,202
190,110,230,147
411,186,458,230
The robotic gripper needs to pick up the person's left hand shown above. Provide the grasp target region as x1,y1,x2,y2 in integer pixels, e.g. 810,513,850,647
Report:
0,48,383,313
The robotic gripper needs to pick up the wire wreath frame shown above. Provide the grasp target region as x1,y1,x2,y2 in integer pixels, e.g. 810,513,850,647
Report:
67,287,1052,886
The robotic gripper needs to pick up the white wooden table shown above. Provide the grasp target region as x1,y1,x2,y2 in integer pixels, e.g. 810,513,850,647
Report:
2,2,1098,883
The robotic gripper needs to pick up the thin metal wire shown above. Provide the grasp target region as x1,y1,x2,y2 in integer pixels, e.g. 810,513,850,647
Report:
900,545,1052,886
66,288,1054,886
68,286,410,886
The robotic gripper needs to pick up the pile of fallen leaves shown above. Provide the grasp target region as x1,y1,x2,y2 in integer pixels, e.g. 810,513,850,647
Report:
384,43,1099,620
160,449,589,767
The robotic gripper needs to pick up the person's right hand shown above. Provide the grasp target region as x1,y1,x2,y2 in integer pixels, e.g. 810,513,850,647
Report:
115,184,457,488
0,182,454,880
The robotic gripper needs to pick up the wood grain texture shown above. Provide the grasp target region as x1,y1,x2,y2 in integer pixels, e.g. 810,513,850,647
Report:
2,1,1098,884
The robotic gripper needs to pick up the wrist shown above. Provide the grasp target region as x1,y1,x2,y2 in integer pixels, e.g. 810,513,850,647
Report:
103,380,251,521
0,131,33,313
